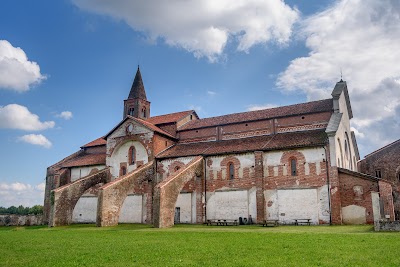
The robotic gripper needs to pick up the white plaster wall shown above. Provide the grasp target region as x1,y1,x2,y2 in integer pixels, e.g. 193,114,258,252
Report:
342,205,366,224
71,165,105,181
159,156,195,180
206,189,256,220
331,91,358,171
371,192,381,222
106,119,154,177
263,148,325,177
109,140,148,178
277,189,319,224
317,185,330,223
119,194,143,223
72,196,97,223
265,190,279,220
206,153,255,180
175,193,193,223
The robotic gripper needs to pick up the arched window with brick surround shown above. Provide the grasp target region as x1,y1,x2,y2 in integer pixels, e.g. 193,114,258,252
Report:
228,162,234,180
129,146,136,165
142,107,146,118
290,158,297,176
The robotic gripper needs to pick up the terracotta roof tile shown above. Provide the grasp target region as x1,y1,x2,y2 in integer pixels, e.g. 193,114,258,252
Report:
147,110,195,125
62,153,106,168
157,130,328,158
81,137,106,148
179,99,333,130
132,116,177,139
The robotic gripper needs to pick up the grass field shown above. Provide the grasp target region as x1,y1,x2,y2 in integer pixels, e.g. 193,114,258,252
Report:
1,224,399,266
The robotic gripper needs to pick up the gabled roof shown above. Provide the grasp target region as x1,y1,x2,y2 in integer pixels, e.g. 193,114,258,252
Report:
81,137,106,148
332,80,353,119
62,153,106,168
179,99,333,131
128,66,147,100
104,115,177,140
147,110,198,125
364,139,400,158
157,129,328,158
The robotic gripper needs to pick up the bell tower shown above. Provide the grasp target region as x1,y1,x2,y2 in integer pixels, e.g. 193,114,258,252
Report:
124,66,151,120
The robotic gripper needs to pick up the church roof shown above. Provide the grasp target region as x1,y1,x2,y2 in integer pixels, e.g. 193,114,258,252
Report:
147,110,197,125
104,115,177,140
81,137,106,148
157,129,328,158
179,99,333,131
62,153,106,168
128,67,147,100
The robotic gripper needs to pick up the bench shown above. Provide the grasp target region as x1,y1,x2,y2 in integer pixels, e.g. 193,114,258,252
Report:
294,219,311,226
207,219,238,226
262,220,279,227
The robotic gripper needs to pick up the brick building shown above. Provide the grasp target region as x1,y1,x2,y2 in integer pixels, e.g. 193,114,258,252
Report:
44,67,394,227
358,139,400,219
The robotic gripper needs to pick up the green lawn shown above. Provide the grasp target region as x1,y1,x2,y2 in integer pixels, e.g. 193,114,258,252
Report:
1,224,399,266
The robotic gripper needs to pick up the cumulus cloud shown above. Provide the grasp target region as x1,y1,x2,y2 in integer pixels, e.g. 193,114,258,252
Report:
247,103,278,111
72,0,299,61
18,134,52,148
277,0,400,155
0,182,45,207
0,40,46,92
56,111,73,120
0,104,55,131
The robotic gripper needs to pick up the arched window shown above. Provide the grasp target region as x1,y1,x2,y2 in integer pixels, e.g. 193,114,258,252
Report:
142,108,146,118
337,138,344,168
128,108,134,116
120,166,127,176
129,146,136,165
228,163,234,180
291,158,297,176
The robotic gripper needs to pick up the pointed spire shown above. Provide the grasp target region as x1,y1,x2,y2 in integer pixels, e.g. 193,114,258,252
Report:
128,66,147,100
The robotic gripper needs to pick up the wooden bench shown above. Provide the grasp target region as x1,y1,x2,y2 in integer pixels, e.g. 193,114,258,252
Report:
262,220,279,227
294,219,311,226
207,219,238,226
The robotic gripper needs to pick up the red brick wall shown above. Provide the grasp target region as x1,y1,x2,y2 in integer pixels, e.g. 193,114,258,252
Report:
153,134,175,156
379,180,395,221
338,172,378,224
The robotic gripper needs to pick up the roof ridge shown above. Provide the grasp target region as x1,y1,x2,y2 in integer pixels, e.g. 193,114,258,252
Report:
179,98,333,131
364,139,400,158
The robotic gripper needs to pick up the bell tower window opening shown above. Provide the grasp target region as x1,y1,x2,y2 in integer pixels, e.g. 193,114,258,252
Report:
375,169,382,178
128,108,134,116
129,146,136,165
291,158,297,176
142,107,146,118
228,162,234,180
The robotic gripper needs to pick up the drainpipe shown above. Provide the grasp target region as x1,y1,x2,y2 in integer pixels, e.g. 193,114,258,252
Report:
324,145,332,225
203,156,207,223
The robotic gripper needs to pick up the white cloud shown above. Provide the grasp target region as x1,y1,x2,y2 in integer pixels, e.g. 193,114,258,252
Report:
0,182,45,207
56,111,73,120
0,40,46,92
0,104,55,131
247,103,278,111
277,0,400,156
207,90,217,96
72,0,299,61
18,134,52,148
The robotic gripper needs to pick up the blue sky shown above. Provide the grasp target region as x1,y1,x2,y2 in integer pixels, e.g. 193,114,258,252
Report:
1,0,399,207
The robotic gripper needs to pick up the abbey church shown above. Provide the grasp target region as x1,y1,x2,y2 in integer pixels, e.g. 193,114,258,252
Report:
44,67,395,228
